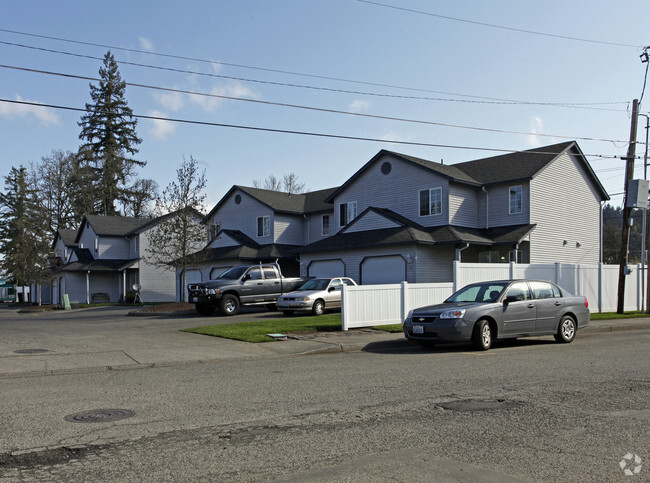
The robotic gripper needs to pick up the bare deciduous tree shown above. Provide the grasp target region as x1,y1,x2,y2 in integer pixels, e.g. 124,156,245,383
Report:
253,172,306,194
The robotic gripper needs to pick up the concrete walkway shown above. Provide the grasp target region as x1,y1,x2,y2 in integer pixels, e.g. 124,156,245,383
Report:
2,306,649,378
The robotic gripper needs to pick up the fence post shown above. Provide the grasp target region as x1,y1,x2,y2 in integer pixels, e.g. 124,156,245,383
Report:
453,260,459,292
598,263,603,314
637,264,642,311
401,281,409,323
341,284,349,331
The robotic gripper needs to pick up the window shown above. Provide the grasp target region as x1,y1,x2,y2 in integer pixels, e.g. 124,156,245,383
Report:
419,187,442,216
262,267,278,279
505,282,531,301
246,268,262,280
322,214,330,236
133,237,139,254
94,238,99,253
257,215,270,237
339,202,357,227
509,185,522,214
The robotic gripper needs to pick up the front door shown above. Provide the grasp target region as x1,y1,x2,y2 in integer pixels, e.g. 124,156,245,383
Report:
501,282,536,336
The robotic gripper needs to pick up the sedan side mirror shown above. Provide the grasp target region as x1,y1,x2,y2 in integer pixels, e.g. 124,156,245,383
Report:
504,295,519,304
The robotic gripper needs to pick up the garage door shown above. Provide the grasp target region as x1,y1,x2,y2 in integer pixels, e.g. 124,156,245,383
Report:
361,256,406,285
183,269,202,301
308,259,345,278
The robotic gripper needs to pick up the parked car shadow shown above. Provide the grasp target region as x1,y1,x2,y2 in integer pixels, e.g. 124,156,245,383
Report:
363,336,556,354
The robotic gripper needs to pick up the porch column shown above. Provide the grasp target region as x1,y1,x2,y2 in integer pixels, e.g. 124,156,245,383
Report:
122,270,126,301
86,270,90,304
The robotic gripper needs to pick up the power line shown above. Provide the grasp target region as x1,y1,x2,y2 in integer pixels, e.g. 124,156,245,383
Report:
357,0,642,49
0,97,626,159
0,39,630,112
1,63,639,146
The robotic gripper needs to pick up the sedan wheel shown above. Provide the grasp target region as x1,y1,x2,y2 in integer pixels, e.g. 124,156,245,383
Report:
554,315,576,343
472,319,492,351
312,300,325,316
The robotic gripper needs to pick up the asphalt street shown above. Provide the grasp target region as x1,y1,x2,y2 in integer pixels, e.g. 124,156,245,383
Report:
0,305,648,481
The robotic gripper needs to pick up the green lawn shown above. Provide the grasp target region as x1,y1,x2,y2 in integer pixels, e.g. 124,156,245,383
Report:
182,314,344,343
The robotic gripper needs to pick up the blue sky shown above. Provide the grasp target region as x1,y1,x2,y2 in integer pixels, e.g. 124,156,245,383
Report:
2,1,649,210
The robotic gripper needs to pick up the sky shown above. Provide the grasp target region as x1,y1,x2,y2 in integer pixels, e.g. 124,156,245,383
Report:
2,0,649,211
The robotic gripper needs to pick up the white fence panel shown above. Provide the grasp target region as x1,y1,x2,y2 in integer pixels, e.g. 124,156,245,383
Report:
342,284,402,330
513,264,556,282
404,282,454,314
454,262,510,290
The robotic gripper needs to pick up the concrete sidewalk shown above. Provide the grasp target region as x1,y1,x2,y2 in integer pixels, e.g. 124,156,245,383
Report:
2,311,649,378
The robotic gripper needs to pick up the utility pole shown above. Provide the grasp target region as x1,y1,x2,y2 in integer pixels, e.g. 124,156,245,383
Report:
617,99,639,313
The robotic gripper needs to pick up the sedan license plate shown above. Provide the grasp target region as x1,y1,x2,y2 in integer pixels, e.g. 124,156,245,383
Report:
413,325,424,334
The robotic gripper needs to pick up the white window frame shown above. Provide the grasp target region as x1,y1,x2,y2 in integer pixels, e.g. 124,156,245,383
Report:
94,238,99,253
322,214,330,236
339,201,357,227
509,185,523,214
419,187,443,216
134,236,139,255
257,215,270,237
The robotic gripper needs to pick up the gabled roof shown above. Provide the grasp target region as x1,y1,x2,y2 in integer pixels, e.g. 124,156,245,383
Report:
326,141,609,202
75,214,154,242
205,185,338,221
58,247,138,272
52,228,78,249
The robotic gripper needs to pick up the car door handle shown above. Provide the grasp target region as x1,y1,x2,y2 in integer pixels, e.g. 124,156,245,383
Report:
527,303,535,308
554,302,562,306
257,282,263,285
274,281,280,285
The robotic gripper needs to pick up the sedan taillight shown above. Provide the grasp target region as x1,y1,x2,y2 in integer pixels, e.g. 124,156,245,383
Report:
584,297,589,309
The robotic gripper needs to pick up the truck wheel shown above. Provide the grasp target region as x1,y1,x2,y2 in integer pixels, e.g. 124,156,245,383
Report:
312,300,325,316
195,303,215,316
220,294,240,316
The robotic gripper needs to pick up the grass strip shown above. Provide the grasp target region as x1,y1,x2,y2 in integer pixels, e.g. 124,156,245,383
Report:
182,314,343,343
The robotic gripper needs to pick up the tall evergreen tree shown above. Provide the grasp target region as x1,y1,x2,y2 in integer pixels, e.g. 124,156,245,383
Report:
0,166,53,298
78,51,144,216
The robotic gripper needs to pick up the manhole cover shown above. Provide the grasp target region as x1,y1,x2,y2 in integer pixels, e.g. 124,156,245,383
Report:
13,349,49,354
64,409,135,423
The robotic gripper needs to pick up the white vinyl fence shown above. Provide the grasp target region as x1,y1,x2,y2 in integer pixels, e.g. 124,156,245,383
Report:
341,261,645,330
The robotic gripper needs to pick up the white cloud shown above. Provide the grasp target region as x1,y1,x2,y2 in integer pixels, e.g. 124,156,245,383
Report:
189,83,257,112
148,110,176,140
348,99,372,113
379,130,412,143
139,37,154,51
154,90,186,112
527,116,544,146
0,95,61,126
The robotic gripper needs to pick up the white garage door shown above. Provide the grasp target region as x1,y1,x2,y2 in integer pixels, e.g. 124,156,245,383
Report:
308,260,345,278
183,270,202,301
362,256,406,285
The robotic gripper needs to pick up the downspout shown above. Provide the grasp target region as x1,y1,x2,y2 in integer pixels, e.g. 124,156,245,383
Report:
482,186,489,229
456,243,470,262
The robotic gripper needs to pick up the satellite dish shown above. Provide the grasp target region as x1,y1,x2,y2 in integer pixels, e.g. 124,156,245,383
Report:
132,283,143,304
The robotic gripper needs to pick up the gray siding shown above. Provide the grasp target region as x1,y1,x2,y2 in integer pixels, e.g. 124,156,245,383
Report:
332,153,450,231
138,228,176,302
449,184,480,227
208,232,242,248
414,245,456,282
274,213,304,244
206,189,274,242
305,211,335,244
529,152,601,264
486,182,530,227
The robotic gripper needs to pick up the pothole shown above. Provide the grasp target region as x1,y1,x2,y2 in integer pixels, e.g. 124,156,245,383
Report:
64,409,135,423
13,349,49,354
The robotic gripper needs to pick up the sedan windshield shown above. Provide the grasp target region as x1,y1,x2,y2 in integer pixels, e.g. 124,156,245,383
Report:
445,282,509,303
299,279,331,291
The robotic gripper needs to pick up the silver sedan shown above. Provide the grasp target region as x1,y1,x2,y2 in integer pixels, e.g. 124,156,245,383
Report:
403,280,590,350
276,277,357,316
